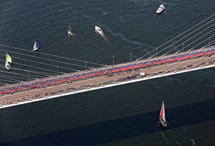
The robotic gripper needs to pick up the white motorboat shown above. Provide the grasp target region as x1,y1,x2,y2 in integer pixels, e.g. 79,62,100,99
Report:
156,4,165,14
95,25,103,34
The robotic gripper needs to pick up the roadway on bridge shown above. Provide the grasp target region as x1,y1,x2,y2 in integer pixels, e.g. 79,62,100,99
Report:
1,47,215,108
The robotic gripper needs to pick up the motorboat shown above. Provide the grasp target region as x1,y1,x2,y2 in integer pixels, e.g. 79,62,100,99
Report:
95,25,103,34
156,4,165,14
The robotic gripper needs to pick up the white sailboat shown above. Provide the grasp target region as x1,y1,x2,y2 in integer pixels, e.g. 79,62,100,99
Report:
33,41,39,51
156,4,165,14
68,24,74,37
5,53,12,71
159,101,168,128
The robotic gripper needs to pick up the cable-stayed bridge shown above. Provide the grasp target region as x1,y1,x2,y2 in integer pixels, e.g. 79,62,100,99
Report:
0,13,215,109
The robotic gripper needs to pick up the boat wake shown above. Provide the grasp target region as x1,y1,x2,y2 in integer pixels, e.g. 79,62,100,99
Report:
99,24,155,51
98,8,110,16
74,10,155,51
129,0,154,7
189,139,195,146
96,31,108,41
95,25,108,41
160,131,169,145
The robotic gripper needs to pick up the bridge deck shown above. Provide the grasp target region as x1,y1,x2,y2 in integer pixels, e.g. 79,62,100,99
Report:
1,47,215,108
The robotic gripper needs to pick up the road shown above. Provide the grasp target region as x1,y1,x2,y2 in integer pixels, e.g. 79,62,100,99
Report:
1,47,215,108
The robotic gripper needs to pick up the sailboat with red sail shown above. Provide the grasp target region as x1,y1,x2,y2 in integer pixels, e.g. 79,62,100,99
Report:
159,101,168,128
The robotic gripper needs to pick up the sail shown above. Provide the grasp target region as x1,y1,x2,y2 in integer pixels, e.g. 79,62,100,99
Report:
33,41,39,51
6,53,12,63
160,101,166,121
68,24,74,36
68,24,72,31
35,41,39,48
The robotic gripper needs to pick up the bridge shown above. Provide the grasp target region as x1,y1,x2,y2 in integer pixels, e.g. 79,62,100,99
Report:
0,13,215,109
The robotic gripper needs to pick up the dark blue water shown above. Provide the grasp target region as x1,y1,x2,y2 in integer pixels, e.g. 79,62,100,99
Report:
0,0,215,145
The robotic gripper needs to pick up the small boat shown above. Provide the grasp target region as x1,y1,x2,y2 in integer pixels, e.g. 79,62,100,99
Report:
5,53,12,71
95,25,103,34
156,4,165,14
33,41,39,51
159,100,168,128
68,24,74,37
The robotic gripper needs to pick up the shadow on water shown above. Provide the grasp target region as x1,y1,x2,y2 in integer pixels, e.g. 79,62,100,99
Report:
3,98,215,146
